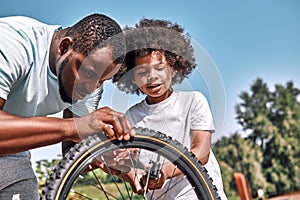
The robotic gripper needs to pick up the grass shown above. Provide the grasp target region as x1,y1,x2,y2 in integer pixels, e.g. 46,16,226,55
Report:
66,183,144,200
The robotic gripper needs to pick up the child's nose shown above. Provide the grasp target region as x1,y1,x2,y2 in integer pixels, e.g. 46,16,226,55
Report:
147,69,158,81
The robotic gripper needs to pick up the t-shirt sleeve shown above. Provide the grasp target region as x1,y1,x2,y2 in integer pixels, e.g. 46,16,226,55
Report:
0,18,33,100
0,57,22,100
190,91,215,133
68,86,103,116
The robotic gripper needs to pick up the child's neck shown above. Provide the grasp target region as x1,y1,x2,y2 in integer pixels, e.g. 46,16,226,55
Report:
146,89,173,105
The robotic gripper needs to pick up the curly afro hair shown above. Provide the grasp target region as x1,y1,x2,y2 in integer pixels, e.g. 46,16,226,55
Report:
112,18,196,95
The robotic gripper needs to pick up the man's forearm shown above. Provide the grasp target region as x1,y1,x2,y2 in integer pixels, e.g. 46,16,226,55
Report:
0,114,74,155
61,108,78,156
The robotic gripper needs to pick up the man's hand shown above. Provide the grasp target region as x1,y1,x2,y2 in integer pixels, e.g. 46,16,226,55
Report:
71,107,135,142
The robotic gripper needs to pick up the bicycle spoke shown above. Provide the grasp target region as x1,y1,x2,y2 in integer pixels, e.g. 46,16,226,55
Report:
142,153,154,197
175,186,196,199
161,165,178,200
72,174,119,199
156,175,189,200
89,165,111,199
127,148,139,199
100,155,126,199
70,189,93,200
119,176,132,200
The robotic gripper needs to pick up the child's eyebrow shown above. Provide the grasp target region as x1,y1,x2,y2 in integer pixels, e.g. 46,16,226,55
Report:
134,65,148,70
134,61,163,70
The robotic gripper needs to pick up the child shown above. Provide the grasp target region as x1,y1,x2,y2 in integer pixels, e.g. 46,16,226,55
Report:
112,18,227,199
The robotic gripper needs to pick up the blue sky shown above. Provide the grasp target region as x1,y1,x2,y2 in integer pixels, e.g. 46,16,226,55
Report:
1,0,299,166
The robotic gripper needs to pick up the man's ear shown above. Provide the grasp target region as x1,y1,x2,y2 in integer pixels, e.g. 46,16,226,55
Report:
59,37,73,55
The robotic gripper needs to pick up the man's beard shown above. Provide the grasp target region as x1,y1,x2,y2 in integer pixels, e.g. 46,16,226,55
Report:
58,56,73,104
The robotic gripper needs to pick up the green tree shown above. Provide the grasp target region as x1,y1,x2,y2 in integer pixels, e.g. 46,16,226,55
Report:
214,133,267,197
235,78,272,148
36,157,122,195
36,157,61,194
262,81,300,195
235,78,300,196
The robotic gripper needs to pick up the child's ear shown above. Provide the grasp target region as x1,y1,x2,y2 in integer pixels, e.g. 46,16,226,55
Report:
132,78,138,86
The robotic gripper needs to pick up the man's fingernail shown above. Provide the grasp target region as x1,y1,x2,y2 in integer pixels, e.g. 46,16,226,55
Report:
124,134,130,140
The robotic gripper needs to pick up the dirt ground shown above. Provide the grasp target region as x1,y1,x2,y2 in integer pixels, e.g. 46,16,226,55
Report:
269,192,300,200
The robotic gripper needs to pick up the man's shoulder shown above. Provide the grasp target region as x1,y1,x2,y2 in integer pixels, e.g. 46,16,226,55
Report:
0,16,45,27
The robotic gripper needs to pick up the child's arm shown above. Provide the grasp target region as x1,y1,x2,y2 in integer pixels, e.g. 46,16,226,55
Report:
190,130,211,165
162,130,211,178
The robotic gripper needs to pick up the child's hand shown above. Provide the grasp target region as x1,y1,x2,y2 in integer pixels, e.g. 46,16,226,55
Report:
141,170,166,190
119,169,145,194
97,148,140,172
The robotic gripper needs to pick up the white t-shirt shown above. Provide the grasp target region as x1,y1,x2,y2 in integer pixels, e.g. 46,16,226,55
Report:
126,90,215,149
126,91,227,199
0,16,102,190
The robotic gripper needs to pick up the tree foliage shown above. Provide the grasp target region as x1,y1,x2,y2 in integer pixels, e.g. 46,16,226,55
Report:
214,133,268,197
214,78,300,197
35,157,61,194
35,156,121,195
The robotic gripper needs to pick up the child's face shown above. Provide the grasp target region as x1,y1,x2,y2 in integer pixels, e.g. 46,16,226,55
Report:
132,51,176,104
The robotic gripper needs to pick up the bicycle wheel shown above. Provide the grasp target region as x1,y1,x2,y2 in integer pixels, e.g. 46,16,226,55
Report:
42,127,220,200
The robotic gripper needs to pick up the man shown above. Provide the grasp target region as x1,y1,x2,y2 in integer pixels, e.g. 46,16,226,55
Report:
0,13,134,199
